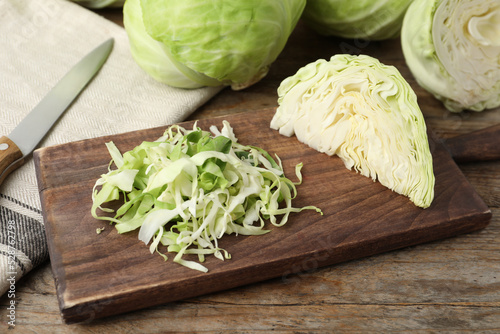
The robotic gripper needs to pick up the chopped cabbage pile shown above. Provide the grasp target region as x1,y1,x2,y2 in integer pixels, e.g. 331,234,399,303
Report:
270,54,435,209
92,122,321,272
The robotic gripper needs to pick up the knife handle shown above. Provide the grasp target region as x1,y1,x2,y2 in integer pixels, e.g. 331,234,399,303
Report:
0,136,24,186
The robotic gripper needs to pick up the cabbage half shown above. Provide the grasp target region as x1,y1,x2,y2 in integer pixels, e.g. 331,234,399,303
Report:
270,54,435,208
401,0,500,112
302,0,414,40
123,0,305,89
71,0,124,8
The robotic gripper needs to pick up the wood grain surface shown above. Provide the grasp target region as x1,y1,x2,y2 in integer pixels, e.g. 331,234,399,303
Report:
1,9,499,333
443,124,500,163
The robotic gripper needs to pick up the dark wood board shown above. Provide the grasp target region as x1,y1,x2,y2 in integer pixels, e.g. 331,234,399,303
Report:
34,108,491,324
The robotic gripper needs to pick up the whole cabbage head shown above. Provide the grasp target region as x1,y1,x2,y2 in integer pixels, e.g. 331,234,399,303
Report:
270,54,435,208
302,0,414,40
70,0,124,8
401,0,500,112
123,0,305,89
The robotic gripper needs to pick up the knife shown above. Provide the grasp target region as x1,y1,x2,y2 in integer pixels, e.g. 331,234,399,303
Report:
0,38,114,186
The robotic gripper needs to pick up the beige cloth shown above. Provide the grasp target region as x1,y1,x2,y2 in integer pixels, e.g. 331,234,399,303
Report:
0,0,222,296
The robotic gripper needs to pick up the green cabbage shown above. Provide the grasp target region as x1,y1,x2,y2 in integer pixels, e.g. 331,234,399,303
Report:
70,0,124,8
92,122,321,272
401,0,500,112
123,0,305,89
270,54,435,209
302,0,414,40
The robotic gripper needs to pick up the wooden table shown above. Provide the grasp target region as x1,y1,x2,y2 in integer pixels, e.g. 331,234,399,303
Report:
2,8,499,332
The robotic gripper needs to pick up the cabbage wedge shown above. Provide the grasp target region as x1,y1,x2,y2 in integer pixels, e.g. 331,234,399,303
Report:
401,0,500,112
270,54,435,208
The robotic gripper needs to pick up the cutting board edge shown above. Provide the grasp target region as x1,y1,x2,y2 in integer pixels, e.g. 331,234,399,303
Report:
34,150,67,320
57,208,492,324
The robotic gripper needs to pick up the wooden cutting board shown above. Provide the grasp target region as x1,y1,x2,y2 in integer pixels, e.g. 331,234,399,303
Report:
34,109,491,323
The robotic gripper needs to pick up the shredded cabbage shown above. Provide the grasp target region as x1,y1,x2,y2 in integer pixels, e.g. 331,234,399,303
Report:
92,121,321,272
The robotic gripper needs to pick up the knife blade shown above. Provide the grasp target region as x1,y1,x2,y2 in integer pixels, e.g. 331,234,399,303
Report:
0,38,114,186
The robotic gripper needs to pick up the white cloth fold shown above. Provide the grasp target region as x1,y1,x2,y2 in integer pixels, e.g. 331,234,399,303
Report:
0,0,222,296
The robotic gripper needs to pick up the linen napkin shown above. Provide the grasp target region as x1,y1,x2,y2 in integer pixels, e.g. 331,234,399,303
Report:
0,0,223,296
